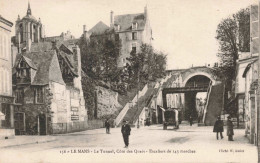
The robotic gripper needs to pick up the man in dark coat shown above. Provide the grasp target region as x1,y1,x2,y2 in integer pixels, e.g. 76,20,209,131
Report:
213,116,224,140
121,120,131,148
189,115,193,126
105,119,110,134
227,116,234,141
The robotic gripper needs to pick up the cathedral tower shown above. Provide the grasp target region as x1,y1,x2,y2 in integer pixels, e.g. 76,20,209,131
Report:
15,2,44,52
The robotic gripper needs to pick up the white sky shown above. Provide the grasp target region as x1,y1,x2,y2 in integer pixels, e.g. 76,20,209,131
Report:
0,0,257,69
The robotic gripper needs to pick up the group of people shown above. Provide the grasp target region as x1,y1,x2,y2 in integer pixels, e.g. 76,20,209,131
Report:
105,119,131,148
213,116,234,141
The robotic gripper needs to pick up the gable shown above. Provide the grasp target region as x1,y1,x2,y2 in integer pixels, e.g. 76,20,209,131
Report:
49,52,65,85
114,13,146,31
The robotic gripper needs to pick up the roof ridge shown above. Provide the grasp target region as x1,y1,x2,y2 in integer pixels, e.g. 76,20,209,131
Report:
114,13,143,17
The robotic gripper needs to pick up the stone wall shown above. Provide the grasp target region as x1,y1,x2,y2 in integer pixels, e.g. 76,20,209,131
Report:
96,86,121,119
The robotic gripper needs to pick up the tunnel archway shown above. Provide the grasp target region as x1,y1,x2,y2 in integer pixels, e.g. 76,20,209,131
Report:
184,75,211,120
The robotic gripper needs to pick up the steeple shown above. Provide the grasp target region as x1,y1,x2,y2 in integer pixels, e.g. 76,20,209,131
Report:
27,2,32,15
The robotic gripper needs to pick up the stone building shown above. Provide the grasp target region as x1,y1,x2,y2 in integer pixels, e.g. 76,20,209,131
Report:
85,6,153,68
111,6,153,67
240,4,259,145
12,4,87,135
0,15,14,139
45,30,75,43
235,52,257,129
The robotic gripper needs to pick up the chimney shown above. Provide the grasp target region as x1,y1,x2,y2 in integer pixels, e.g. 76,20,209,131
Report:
83,25,86,33
110,11,114,27
144,6,147,20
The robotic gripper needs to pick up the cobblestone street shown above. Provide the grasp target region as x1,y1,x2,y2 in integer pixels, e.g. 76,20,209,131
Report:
1,123,257,163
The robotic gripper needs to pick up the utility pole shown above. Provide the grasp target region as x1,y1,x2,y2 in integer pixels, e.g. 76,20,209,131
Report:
137,69,140,129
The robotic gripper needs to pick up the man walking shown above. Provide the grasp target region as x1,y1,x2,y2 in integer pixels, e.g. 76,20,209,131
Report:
213,116,224,140
105,119,110,134
121,120,131,148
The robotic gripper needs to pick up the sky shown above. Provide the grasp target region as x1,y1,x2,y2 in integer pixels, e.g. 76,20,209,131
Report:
0,0,257,70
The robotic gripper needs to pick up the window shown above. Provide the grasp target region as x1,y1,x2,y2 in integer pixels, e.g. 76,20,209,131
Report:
19,24,23,42
3,33,6,59
115,34,119,41
20,61,26,68
115,25,120,31
35,87,44,103
132,32,137,40
15,89,24,104
132,43,137,52
1,104,11,128
132,22,138,30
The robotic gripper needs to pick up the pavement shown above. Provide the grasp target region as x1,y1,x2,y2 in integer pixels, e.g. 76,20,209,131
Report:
0,135,57,148
0,123,258,163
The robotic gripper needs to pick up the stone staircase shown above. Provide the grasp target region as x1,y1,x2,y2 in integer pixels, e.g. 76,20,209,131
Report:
125,87,156,125
204,83,225,126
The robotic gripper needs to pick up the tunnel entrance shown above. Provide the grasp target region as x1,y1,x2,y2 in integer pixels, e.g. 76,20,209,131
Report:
184,75,210,121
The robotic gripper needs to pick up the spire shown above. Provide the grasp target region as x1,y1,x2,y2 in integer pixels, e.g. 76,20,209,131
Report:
27,2,32,15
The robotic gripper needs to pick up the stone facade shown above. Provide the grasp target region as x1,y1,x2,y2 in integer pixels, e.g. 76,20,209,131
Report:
0,15,14,139
12,4,87,135
240,4,259,145
111,6,153,67
96,86,121,119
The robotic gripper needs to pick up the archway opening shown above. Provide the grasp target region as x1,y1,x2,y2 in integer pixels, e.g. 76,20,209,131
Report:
184,75,211,121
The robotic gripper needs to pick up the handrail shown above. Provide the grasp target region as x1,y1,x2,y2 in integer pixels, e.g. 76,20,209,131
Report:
115,84,148,126
202,81,213,123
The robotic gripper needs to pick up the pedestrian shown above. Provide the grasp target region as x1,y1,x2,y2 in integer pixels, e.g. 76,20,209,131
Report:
213,116,224,140
121,120,131,148
105,119,110,134
189,115,193,126
227,116,234,141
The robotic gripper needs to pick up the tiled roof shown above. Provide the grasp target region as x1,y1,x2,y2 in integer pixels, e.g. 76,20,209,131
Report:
30,40,79,76
14,50,65,85
88,21,111,35
114,13,146,31
22,55,37,69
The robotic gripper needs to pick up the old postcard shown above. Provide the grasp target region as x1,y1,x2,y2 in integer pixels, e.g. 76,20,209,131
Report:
0,0,259,162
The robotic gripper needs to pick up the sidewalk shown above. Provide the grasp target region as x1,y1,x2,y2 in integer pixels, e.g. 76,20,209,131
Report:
0,135,57,148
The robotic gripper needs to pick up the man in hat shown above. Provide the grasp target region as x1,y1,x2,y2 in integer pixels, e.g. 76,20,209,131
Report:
213,116,224,140
105,119,110,134
226,116,234,141
121,120,131,148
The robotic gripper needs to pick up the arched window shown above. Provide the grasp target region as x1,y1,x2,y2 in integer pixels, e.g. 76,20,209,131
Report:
19,24,23,42
33,25,36,42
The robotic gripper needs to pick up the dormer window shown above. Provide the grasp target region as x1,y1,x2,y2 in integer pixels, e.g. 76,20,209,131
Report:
114,24,120,31
132,22,138,30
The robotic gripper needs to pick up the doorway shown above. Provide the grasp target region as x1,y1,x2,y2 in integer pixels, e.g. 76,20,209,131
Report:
39,114,46,135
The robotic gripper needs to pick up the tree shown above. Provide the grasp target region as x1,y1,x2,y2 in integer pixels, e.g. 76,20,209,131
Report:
216,7,250,84
78,34,121,82
127,44,167,87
